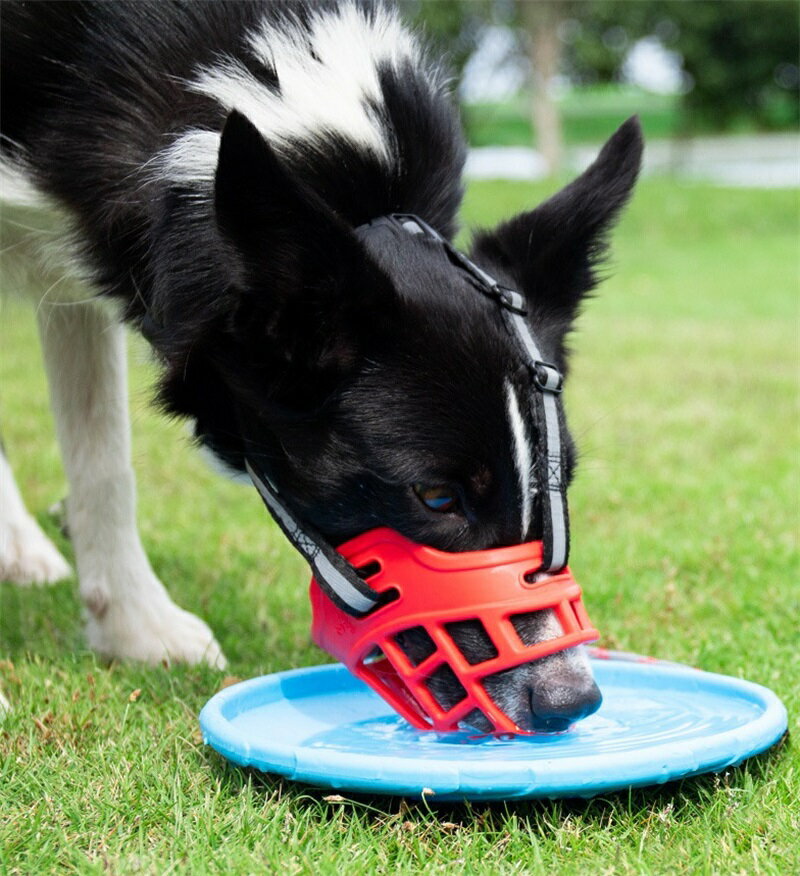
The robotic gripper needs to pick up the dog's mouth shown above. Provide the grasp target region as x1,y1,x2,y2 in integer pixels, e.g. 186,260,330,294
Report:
309,529,601,734
394,608,602,734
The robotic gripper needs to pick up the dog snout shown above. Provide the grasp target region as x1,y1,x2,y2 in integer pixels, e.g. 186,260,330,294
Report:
480,656,602,733
528,671,602,731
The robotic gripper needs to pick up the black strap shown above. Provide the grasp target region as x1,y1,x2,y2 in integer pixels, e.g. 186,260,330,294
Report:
245,460,383,616
244,213,569,614
357,214,570,572
224,212,569,617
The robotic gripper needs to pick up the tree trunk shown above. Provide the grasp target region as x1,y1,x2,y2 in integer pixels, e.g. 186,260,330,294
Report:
520,0,564,176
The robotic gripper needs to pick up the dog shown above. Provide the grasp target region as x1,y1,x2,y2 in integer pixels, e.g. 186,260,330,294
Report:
0,0,642,731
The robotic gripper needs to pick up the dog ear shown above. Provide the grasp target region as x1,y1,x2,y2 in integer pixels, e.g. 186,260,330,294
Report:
215,111,339,260
215,109,365,286
470,116,643,331
213,111,396,393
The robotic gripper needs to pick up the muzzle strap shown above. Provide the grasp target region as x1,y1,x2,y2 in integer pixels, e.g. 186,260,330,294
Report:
243,211,569,612
508,311,569,572
360,214,570,572
245,460,381,616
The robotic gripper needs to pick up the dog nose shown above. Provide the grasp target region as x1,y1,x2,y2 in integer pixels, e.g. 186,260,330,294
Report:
529,675,602,731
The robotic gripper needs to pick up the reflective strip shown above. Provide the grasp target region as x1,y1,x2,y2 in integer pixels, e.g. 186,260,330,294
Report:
509,310,545,363
247,463,303,544
542,391,567,571
466,259,501,290
401,219,425,235
509,312,568,572
310,551,377,615
538,365,563,392
246,461,378,615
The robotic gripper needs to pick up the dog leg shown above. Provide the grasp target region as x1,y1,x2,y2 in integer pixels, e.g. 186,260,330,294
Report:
0,442,72,585
36,302,226,668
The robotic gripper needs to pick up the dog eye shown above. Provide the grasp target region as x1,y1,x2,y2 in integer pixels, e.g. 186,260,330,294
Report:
413,484,458,513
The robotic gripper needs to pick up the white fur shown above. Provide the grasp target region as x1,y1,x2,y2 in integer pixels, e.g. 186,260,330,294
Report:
0,447,72,585
0,156,100,308
156,3,424,187
534,609,594,677
1,157,226,667
526,609,594,691
0,156,45,209
152,129,221,186
505,380,534,540
33,301,226,668
1,159,77,586
242,3,413,157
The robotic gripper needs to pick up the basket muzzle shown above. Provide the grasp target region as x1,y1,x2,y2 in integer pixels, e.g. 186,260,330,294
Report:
310,528,599,735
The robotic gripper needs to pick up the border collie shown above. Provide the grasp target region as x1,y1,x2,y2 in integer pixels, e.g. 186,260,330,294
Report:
0,1,642,731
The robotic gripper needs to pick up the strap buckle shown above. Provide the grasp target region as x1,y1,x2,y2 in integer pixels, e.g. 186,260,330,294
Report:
532,361,564,394
388,213,438,238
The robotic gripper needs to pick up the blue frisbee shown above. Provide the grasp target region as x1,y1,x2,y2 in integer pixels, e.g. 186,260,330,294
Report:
199,651,787,800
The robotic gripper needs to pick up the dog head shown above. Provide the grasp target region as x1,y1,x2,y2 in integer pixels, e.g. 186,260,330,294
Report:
160,113,643,731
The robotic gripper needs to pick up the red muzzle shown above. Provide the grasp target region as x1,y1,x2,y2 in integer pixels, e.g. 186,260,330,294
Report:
310,528,599,735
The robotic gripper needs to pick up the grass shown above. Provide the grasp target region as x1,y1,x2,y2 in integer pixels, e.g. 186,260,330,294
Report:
1,179,798,874
463,85,680,147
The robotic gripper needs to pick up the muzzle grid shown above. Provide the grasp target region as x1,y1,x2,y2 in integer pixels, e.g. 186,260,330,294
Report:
311,528,599,735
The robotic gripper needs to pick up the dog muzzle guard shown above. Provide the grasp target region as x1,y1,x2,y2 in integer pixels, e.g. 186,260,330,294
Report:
245,213,590,734
309,527,598,734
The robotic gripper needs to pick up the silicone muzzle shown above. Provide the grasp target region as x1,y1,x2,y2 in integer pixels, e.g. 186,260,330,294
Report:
310,528,599,735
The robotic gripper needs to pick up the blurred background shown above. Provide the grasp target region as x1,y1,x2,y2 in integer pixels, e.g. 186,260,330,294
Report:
2,4,798,865
404,0,799,185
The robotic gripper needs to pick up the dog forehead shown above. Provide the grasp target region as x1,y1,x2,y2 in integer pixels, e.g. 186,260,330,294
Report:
354,226,512,351
345,318,517,462
367,291,513,399
355,243,519,420
344,225,534,462
356,221,473,302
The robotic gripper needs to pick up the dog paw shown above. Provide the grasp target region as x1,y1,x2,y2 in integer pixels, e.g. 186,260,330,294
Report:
84,578,227,669
0,514,72,586
0,688,9,719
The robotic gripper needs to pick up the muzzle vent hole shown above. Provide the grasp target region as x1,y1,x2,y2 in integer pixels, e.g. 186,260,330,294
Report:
510,611,564,647
444,619,498,665
356,561,382,579
424,663,467,709
460,708,490,732
362,646,386,664
392,626,436,667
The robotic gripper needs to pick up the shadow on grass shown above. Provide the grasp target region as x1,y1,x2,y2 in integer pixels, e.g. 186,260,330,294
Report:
201,731,790,829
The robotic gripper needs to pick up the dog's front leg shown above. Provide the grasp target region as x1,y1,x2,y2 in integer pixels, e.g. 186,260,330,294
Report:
36,302,226,668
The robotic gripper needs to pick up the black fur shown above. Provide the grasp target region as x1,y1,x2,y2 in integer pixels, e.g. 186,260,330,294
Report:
1,0,643,729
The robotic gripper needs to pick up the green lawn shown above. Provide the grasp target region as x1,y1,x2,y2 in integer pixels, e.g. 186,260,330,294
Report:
1,180,798,874
463,84,795,149
463,86,680,147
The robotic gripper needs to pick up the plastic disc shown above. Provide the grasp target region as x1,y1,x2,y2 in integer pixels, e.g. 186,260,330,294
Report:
199,652,787,800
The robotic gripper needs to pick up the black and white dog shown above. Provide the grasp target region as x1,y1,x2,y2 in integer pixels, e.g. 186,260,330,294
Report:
0,1,642,730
